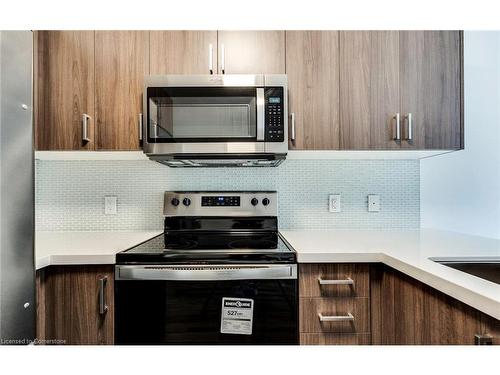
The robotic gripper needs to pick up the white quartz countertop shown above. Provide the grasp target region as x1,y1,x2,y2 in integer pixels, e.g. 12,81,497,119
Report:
279,229,500,320
35,230,162,270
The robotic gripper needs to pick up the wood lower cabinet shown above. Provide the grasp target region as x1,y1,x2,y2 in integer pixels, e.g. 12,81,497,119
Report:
286,31,340,150
36,265,114,345
150,31,217,74
95,31,149,150
35,31,95,150
299,264,371,345
370,264,499,345
217,31,285,74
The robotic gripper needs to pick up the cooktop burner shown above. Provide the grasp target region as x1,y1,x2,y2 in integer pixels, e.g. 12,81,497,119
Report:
116,233,295,265
116,191,296,265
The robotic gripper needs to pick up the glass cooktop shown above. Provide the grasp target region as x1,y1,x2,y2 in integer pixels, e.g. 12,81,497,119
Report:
116,233,296,265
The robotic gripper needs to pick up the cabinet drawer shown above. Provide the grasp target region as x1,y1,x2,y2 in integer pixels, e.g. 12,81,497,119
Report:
300,333,371,345
300,297,370,333
299,264,369,297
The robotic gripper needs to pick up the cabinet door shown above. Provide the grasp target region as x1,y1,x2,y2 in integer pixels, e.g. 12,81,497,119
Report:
36,265,114,345
150,31,217,74
400,31,462,149
35,31,95,150
95,31,149,150
339,31,400,149
286,31,340,150
217,31,285,74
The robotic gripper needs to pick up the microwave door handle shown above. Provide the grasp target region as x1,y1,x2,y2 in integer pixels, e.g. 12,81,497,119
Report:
256,88,265,141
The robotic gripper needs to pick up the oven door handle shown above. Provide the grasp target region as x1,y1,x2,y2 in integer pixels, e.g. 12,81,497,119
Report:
115,264,297,281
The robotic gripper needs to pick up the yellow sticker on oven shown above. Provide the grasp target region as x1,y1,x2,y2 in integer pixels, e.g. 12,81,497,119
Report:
220,297,254,335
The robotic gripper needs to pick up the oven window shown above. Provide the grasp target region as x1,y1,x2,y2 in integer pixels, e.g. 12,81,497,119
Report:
148,87,257,142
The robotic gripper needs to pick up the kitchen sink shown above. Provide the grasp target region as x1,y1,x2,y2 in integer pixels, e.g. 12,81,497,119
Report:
431,257,500,284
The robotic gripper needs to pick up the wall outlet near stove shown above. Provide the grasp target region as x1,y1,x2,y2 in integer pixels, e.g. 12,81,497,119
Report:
104,195,118,215
368,194,380,212
329,194,341,213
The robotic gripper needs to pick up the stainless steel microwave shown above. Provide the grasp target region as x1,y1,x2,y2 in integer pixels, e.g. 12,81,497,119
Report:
142,74,288,167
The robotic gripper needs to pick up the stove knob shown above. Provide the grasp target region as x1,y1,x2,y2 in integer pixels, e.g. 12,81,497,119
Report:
171,198,180,206
251,198,259,206
183,198,191,206
262,198,270,206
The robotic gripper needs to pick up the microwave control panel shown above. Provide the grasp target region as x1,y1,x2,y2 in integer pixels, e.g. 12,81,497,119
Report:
265,87,284,142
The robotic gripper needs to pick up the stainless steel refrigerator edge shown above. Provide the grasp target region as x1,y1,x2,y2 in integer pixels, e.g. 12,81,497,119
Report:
0,31,35,343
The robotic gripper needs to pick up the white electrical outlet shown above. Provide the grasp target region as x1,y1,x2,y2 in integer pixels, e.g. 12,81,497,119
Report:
104,196,117,215
329,194,341,213
368,194,380,212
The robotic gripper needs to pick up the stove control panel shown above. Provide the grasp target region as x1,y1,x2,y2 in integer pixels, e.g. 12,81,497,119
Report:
202,196,240,207
164,191,277,217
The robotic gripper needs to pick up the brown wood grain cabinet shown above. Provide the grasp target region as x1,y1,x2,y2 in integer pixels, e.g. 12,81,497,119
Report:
36,265,114,345
286,31,340,150
299,263,371,345
340,31,401,149
400,31,463,149
35,31,95,150
95,31,149,150
150,31,217,74
339,30,462,150
217,31,285,74
370,265,499,345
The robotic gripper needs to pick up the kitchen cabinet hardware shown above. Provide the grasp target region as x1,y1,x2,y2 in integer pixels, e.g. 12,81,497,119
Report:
82,113,91,143
474,334,493,345
318,312,354,322
208,43,214,74
221,43,225,74
405,112,413,141
394,113,401,141
138,113,143,141
98,276,108,315
318,277,354,286
290,112,296,142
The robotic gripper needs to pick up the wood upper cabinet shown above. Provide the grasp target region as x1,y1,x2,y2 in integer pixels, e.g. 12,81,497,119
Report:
35,31,95,150
286,31,340,150
36,265,114,345
340,31,400,149
217,31,285,74
150,31,217,74
400,31,463,149
95,31,149,150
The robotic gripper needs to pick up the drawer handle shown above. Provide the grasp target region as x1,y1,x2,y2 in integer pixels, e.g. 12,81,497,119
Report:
318,312,354,322
318,277,354,286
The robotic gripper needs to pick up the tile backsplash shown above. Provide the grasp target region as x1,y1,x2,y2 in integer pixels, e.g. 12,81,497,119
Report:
35,159,420,231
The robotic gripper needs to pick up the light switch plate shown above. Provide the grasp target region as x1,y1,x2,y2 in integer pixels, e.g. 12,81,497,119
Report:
329,194,341,213
368,194,380,212
104,195,117,215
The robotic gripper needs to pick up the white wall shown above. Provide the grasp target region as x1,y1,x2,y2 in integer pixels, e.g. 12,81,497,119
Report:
420,31,500,239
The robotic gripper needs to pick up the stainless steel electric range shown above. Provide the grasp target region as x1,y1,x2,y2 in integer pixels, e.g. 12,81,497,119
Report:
115,191,298,345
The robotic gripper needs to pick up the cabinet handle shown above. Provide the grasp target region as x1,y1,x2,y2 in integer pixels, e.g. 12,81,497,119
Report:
405,112,413,141
138,113,143,141
290,112,296,143
98,277,108,315
318,277,354,286
221,43,225,74
393,113,400,141
208,44,214,74
318,312,354,322
82,113,91,143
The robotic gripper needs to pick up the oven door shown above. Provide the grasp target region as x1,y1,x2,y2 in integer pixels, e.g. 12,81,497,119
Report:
115,264,298,345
